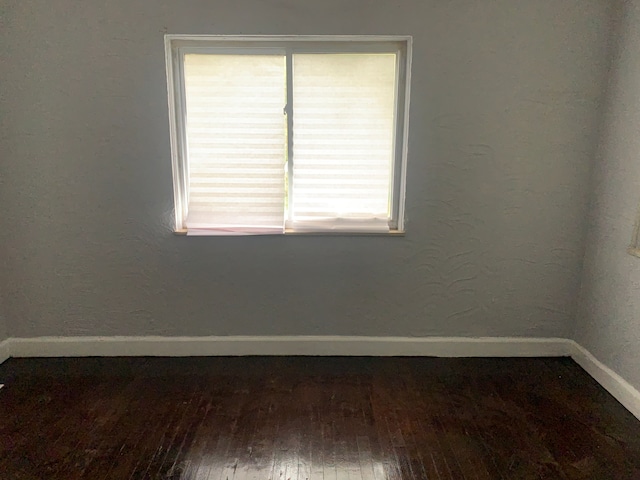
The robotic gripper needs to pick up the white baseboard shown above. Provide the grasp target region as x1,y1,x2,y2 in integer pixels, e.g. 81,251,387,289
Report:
569,340,640,421
2,335,638,421
6,335,573,358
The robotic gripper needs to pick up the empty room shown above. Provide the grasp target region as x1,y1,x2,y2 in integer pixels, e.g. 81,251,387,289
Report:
1,0,640,478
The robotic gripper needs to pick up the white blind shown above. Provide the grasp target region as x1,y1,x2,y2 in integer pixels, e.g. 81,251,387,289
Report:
183,54,286,235
290,53,397,232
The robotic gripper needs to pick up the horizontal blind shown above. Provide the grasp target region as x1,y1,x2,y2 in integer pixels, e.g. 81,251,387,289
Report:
183,54,286,235
291,53,397,231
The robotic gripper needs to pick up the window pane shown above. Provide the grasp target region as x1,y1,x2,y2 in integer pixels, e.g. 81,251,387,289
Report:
291,54,396,225
183,54,286,233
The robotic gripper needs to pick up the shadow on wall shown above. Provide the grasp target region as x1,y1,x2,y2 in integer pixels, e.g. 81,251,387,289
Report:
630,203,640,257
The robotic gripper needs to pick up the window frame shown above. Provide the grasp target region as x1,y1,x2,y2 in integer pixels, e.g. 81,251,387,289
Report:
164,35,412,235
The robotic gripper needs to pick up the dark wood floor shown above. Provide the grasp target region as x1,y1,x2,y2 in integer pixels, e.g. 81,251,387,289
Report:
1,357,639,480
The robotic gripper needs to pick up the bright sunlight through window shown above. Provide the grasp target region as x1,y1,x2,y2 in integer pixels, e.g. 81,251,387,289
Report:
165,36,411,235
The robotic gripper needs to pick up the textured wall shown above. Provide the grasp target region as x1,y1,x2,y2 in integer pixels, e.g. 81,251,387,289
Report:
576,0,640,390
0,315,6,342
0,0,612,338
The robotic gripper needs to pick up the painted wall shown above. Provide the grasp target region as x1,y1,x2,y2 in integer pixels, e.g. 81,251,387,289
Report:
0,315,6,342
576,0,640,390
0,0,612,338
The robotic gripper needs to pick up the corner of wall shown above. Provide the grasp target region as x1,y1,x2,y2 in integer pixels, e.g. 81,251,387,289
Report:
571,0,628,342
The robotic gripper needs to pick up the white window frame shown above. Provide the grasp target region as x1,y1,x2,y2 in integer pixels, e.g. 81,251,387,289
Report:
164,35,412,235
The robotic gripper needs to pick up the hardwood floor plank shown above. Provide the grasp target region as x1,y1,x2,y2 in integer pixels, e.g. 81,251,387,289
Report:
308,403,324,480
0,379,89,476
370,380,402,480
129,378,200,479
197,434,232,480
173,394,219,480
239,399,278,479
356,436,377,480
476,360,570,479
52,378,140,479
321,390,338,480
158,384,212,478
99,379,183,479
437,372,493,480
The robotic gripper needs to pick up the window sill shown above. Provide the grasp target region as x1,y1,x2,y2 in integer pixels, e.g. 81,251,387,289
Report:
173,229,405,237
628,247,640,258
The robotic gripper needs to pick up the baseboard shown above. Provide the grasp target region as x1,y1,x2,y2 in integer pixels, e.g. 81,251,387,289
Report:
7,335,573,358
0,340,9,365
3,335,638,421
569,340,640,421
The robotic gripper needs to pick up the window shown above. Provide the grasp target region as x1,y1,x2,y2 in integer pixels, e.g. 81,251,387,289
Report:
165,35,411,235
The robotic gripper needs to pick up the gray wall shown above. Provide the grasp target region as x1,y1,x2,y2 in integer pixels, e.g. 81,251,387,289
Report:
576,0,640,390
0,315,6,342
0,0,612,338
